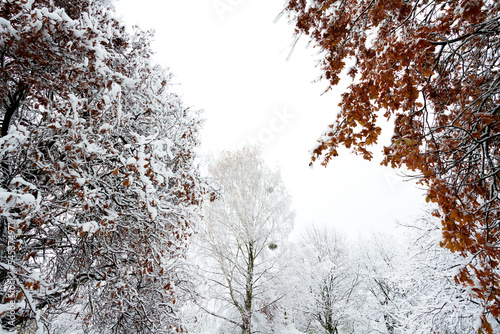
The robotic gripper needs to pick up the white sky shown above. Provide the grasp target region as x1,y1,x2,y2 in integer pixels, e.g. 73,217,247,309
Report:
114,0,427,239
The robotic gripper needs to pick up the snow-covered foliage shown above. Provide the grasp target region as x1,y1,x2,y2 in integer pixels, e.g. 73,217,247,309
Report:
285,226,362,334
394,215,500,334
282,216,500,334
184,147,295,334
0,0,205,332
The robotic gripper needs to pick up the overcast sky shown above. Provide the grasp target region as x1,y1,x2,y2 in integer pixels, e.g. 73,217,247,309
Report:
114,0,427,239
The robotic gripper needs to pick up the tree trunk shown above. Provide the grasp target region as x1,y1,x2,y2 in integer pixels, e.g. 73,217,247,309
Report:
2,85,27,137
242,241,255,334
242,318,251,334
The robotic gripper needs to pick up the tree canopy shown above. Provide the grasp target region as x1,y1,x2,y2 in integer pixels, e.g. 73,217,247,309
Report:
284,1,500,331
0,0,206,332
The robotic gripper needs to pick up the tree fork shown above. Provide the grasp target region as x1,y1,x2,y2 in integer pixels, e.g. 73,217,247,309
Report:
2,84,28,138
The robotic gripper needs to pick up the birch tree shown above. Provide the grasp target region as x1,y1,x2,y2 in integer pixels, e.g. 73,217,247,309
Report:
189,148,294,334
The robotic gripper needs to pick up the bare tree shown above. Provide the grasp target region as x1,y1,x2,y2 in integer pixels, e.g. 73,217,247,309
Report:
189,147,294,334
285,226,362,334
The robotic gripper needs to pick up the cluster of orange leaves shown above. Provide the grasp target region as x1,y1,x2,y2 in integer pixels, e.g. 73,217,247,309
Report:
286,0,500,331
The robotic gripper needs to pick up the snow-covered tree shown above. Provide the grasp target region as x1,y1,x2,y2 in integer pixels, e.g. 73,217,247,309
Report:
352,216,500,334
355,234,407,334
285,220,500,334
186,147,294,334
286,226,362,334
0,0,205,332
394,214,500,334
